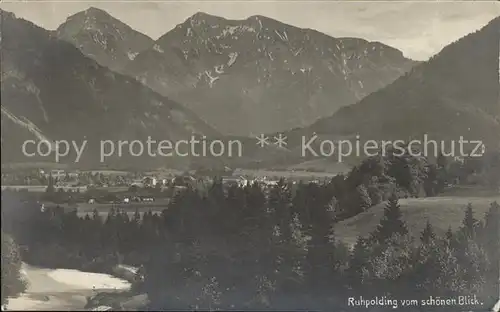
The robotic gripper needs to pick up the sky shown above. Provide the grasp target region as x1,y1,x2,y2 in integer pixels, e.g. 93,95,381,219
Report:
1,0,499,61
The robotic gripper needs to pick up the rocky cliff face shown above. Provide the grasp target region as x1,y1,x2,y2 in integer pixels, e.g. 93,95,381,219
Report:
122,12,416,135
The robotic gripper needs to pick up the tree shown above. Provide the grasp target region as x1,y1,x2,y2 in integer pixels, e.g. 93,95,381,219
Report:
306,184,336,290
481,201,500,300
367,234,414,297
353,184,372,214
482,150,500,189
387,149,428,196
482,202,500,255
420,220,436,245
46,174,55,194
144,177,153,187
128,185,139,193
460,203,479,240
1,232,26,306
423,164,438,197
444,227,454,244
371,193,408,244
268,179,304,292
269,179,293,241
346,236,371,288
437,151,448,170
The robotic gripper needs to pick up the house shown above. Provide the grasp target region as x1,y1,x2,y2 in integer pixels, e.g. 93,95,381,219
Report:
222,176,248,187
130,180,144,188
47,169,66,180
255,177,278,186
172,175,195,187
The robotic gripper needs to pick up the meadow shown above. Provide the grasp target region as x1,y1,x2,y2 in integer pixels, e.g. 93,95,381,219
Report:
335,195,500,246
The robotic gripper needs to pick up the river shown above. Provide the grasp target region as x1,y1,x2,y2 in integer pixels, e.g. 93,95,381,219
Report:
4,263,131,311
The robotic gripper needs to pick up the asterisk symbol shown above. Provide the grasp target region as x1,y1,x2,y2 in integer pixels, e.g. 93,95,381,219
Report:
480,143,486,155
256,134,270,148
274,134,288,148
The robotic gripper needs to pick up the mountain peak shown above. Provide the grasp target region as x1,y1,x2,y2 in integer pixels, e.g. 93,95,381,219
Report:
245,14,280,24
190,11,212,19
188,11,225,23
57,7,154,72
83,6,112,17
62,6,116,24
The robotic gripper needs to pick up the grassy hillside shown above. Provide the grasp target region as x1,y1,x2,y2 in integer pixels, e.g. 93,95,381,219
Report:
335,194,500,246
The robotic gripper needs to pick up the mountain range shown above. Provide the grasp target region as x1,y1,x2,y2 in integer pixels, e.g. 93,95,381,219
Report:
281,16,500,160
0,9,218,169
56,8,417,136
1,8,498,170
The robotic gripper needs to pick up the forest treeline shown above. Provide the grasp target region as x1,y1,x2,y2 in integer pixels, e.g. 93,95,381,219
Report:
1,149,499,311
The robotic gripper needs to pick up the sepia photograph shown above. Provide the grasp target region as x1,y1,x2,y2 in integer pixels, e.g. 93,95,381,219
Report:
0,0,499,311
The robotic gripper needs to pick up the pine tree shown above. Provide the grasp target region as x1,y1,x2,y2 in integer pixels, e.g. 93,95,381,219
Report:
347,236,370,288
482,201,500,301
46,174,55,194
444,227,454,245
354,184,372,213
288,213,308,284
306,184,336,291
371,193,408,244
420,219,436,245
434,241,464,294
268,179,308,293
133,208,141,225
483,201,500,245
269,179,293,241
91,208,100,221
437,151,448,170
461,203,478,240
423,164,438,197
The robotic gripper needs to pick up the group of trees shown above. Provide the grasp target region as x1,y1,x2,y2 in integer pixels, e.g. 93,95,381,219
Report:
1,231,26,308
1,149,498,310
2,176,499,310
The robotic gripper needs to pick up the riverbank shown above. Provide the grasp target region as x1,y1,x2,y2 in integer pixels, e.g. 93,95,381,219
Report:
4,263,131,311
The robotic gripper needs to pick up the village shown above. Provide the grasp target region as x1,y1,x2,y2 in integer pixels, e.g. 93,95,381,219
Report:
1,166,327,218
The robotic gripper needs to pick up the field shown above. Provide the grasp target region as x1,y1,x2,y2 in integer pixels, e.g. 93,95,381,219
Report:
80,170,132,176
90,186,131,193
286,159,352,174
70,200,170,218
1,185,88,192
439,185,500,197
1,162,70,172
335,195,500,246
234,168,344,180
